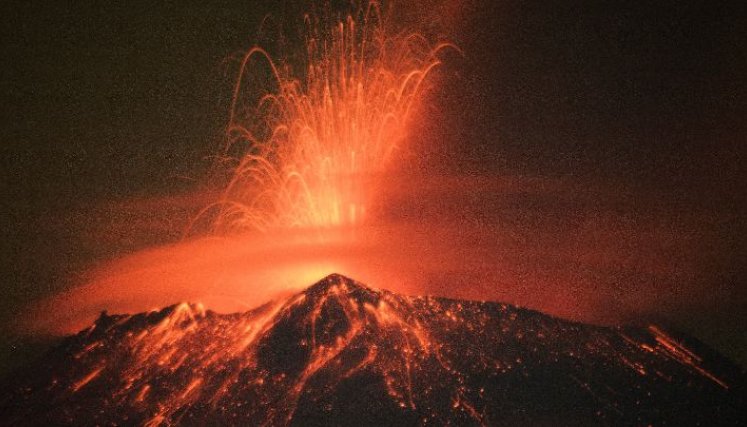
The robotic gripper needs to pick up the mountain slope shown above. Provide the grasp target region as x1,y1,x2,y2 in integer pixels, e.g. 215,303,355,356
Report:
1,274,743,426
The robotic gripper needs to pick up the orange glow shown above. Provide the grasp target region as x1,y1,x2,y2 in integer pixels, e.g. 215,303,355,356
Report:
71,366,104,392
17,3,462,336
25,170,718,337
20,3,730,346
11,274,734,425
57,276,492,424
196,3,453,233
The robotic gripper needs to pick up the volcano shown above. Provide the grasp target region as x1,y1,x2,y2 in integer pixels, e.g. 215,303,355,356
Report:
1,274,743,426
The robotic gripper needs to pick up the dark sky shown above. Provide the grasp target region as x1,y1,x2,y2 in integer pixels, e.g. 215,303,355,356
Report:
1,0,745,372
1,1,263,309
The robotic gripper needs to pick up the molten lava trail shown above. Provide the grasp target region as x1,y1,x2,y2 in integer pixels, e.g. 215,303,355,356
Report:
2,275,741,426
197,1,454,233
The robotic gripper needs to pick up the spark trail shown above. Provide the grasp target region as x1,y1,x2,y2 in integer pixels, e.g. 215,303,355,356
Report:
198,1,452,233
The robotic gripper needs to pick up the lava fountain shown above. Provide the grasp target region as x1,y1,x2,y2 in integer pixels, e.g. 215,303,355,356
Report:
24,1,458,335
196,2,452,233
17,1,723,353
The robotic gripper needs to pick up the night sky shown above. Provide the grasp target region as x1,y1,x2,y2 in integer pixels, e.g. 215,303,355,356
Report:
1,0,745,374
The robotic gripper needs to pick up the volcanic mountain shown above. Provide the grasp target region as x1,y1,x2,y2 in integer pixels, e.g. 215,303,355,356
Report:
1,274,743,426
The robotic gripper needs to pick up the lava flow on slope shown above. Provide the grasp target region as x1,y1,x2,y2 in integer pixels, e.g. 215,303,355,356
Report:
1,274,743,426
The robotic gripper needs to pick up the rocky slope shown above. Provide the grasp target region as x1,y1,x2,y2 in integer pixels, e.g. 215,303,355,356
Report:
1,274,743,425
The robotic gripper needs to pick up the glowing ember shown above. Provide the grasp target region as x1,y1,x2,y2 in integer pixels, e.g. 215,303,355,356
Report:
197,2,452,232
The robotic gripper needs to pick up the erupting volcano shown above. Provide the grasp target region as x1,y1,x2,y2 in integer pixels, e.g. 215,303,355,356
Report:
1,275,742,425
3,0,745,425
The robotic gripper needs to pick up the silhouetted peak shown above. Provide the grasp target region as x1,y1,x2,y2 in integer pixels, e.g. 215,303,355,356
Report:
2,275,741,426
302,273,380,302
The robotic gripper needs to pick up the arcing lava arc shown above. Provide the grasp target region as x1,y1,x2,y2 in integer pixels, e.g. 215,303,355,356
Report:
196,2,452,233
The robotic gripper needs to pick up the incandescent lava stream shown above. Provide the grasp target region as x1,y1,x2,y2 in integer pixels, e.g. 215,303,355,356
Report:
1,274,742,426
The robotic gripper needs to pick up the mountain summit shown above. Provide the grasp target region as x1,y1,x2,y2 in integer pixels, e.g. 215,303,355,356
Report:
1,274,743,425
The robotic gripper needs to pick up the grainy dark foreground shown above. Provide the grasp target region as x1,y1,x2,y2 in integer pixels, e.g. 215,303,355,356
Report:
1,274,743,426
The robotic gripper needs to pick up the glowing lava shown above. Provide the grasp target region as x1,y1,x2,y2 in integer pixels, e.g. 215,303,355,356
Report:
23,2,721,346
3,275,740,426
198,2,452,232
21,2,459,336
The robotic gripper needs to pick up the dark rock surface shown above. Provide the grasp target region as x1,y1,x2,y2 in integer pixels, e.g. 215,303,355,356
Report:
1,274,743,426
